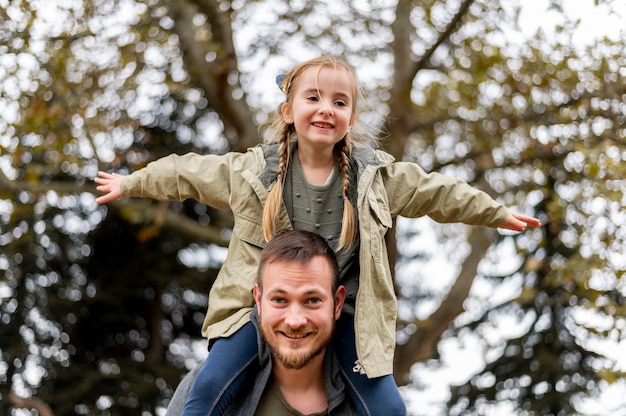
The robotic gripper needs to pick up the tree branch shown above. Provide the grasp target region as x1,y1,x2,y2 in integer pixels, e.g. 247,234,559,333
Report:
106,199,230,247
9,391,54,416
168,0,259,151
386,0,475,159
393,225,496,384
1,174,230,247
411,0,475,79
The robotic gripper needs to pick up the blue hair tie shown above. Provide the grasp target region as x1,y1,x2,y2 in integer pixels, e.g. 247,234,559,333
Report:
275,74,286,93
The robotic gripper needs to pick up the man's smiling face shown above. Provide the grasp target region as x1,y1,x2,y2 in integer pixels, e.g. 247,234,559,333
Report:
254,256,344,370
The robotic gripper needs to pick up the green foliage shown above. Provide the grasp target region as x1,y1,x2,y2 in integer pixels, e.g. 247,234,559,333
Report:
1,0,625,415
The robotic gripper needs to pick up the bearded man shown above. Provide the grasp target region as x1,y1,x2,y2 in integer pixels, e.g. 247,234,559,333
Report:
167,230,358,416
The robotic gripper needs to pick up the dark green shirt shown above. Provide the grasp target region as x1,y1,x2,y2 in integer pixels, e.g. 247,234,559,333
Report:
255,376,329,416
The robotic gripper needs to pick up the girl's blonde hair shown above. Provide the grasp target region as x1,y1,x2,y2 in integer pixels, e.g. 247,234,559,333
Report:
262,56,369,250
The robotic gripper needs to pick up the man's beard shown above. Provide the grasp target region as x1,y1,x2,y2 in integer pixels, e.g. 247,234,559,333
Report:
260,321,335,370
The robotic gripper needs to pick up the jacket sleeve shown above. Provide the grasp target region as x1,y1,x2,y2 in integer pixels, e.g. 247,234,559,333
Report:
382,161,509,228
120,150,260,209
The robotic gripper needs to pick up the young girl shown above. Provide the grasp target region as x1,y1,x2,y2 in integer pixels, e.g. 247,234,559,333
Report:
95,56,540,415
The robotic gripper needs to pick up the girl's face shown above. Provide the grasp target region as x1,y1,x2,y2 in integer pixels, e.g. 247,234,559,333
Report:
282,66,356,153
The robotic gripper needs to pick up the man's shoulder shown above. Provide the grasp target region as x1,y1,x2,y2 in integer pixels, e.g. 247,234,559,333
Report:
164,365,202,416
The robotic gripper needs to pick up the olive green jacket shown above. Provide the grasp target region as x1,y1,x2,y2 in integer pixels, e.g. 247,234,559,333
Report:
121,143,509,378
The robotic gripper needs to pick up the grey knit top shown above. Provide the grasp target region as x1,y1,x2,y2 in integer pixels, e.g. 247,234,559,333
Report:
283,152,360,315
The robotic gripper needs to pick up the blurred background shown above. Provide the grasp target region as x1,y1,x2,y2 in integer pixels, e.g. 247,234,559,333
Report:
1,0,625,415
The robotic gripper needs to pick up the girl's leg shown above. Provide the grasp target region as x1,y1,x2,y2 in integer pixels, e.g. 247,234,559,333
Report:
182,321,258,416
333,315,406,416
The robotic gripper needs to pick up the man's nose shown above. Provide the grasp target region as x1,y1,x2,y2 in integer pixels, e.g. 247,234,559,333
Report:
283,304,307,328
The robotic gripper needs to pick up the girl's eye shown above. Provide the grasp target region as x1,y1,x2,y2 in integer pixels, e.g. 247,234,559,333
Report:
307,95,319,102
335,101,347,107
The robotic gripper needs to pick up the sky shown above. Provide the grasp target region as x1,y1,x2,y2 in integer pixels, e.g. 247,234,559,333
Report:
519,0,626,44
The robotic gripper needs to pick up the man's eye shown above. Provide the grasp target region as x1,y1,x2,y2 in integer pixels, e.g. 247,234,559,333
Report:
307,298,322,305
271,297,286,304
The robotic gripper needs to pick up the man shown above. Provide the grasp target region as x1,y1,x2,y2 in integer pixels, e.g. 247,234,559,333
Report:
167,230,357,415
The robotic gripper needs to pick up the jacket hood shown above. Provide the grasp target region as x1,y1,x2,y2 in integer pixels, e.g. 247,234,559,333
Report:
258,141,394,188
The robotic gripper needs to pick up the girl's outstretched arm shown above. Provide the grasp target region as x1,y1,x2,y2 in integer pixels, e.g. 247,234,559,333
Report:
499,212,541,232
94,171,125,204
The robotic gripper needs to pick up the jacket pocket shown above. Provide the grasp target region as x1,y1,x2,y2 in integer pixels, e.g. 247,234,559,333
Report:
366,192,392,264
368,192,393,228
233,213,266,249
224,213,266,288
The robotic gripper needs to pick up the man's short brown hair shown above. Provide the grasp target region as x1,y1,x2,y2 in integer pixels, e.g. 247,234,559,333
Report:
257,230,340,292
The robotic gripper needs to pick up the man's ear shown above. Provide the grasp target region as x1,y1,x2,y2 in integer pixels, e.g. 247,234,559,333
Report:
281,102,294,124
253,284,262,306
334,286,346,320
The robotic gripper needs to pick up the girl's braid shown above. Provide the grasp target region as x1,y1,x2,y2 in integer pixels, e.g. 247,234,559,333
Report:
275,126,291,182
335,137,357,250
262,124,292,242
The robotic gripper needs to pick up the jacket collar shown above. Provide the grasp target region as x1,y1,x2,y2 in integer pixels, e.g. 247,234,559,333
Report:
258,140,394,187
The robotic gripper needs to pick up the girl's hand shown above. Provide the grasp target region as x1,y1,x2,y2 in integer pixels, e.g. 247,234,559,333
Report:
499,212,541,232
94,171,125,204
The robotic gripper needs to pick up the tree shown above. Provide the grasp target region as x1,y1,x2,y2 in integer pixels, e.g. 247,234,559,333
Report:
1,0,625,414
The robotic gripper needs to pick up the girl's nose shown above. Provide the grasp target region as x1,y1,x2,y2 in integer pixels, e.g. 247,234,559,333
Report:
319,100,334,116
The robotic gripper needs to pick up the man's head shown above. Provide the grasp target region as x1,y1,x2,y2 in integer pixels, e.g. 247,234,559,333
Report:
253,230,346,370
